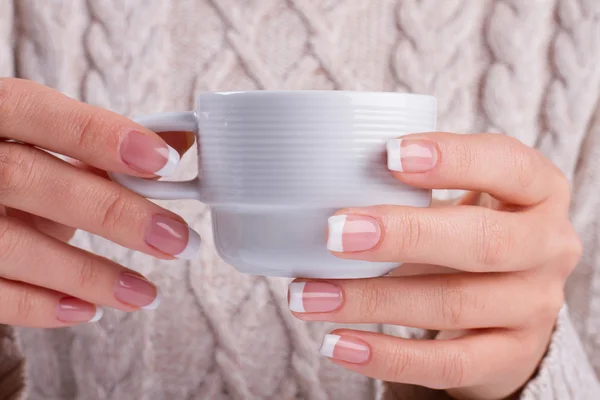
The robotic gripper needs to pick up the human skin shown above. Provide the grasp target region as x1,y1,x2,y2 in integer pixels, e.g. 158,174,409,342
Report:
289,133,581,399
0,78,198,326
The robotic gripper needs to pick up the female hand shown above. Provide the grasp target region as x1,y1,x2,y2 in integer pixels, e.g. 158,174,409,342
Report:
288,132,581,399
0,78,199,327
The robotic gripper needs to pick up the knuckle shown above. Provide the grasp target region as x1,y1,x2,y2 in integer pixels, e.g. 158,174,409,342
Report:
0,218,19,264
567,234,584,265
97,189,134,235
453,140,476,178
519,331,545,365
438,277,469,327
436,345,472,389
0,144,38,195
71,111,104,155
552,224,582,278
474,210,509,269
0,79,37,127
358,279,389,320
0,217,11,245
536,286,564,323
12,289,36,322
67,109,121,159
553,171,572,205
505,137,537,192
390,208,423,253
384,344,411,382
74,256,102,289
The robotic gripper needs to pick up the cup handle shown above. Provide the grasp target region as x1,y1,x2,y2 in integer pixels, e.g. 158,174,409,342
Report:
109,111,201,200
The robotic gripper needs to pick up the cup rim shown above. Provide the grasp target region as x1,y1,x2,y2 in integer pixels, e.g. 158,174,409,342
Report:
196,91,436,111
198,90,434,99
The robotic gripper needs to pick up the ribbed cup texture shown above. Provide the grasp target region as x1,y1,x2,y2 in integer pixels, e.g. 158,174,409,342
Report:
196,91,436,207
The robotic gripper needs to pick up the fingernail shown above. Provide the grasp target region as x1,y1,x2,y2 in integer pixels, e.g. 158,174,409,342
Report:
327,215,381,253
114,272,161,310
120,131,180,176
57,297,104,323
144,215,201,260
386,138,438,172
288,282,343,313
319,334,370,364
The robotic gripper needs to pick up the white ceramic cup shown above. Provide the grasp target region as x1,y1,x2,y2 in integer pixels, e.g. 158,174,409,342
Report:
110,91,436,278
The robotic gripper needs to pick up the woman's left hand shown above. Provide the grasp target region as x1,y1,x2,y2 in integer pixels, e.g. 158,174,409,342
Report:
288,132,582,400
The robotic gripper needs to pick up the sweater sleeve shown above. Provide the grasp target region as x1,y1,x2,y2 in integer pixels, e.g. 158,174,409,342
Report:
519,304,600,400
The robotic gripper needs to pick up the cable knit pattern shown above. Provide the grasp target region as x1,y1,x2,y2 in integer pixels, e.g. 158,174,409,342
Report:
481,0,555,144
537,0,600,182
1,1,600,399
13,0,88,99
0,1,13,78
391,0,489,133
388,0,490,203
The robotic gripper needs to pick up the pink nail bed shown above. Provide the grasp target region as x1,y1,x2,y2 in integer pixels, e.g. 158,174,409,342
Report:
119,131,180,176
387,138,438,173
114,272,160,310
57,297,103,323
327,215,381,253
319,334,371,364
144,215,201,260
288,282,343,313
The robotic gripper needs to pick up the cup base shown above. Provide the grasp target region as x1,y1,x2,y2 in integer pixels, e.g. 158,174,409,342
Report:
238,264,399,279
211,206,400,279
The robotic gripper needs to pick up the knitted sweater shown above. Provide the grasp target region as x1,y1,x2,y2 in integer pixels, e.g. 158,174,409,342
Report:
1,1,600,399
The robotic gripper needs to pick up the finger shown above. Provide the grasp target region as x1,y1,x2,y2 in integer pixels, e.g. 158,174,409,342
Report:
326,205,555,272
6,208,75,242
288,273,560,330
0,78,180,177
0,142,201,259
0,215,160,311
317,329,537,392
63,131,195,180
0,279,102,327
385,132,569,207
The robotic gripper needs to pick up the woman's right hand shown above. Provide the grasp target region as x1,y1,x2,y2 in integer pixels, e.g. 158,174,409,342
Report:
0,78,200,327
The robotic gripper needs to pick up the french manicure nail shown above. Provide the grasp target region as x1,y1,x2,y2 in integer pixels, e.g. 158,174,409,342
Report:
114,272,160,310
57,297,103,323
120,131,180,176
144,215,201,260
386,138,438,172
288,281,343,313
319,334,371,364
327,215,381,253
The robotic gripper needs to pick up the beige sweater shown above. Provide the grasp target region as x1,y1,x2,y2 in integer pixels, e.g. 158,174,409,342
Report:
1,1,600,399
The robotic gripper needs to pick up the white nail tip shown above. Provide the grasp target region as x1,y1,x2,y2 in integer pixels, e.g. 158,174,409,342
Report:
288,282,306,312
386,139,404,172
142,290,161,310
327,215,347,252
319,334,341,358
155,145,180,177
89,307,104,323
174,226,201,260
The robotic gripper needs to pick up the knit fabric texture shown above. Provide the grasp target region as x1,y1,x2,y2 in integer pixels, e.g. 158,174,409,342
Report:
1,1,600,399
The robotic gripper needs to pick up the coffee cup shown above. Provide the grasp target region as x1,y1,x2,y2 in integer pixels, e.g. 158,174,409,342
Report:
110,91,436,278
